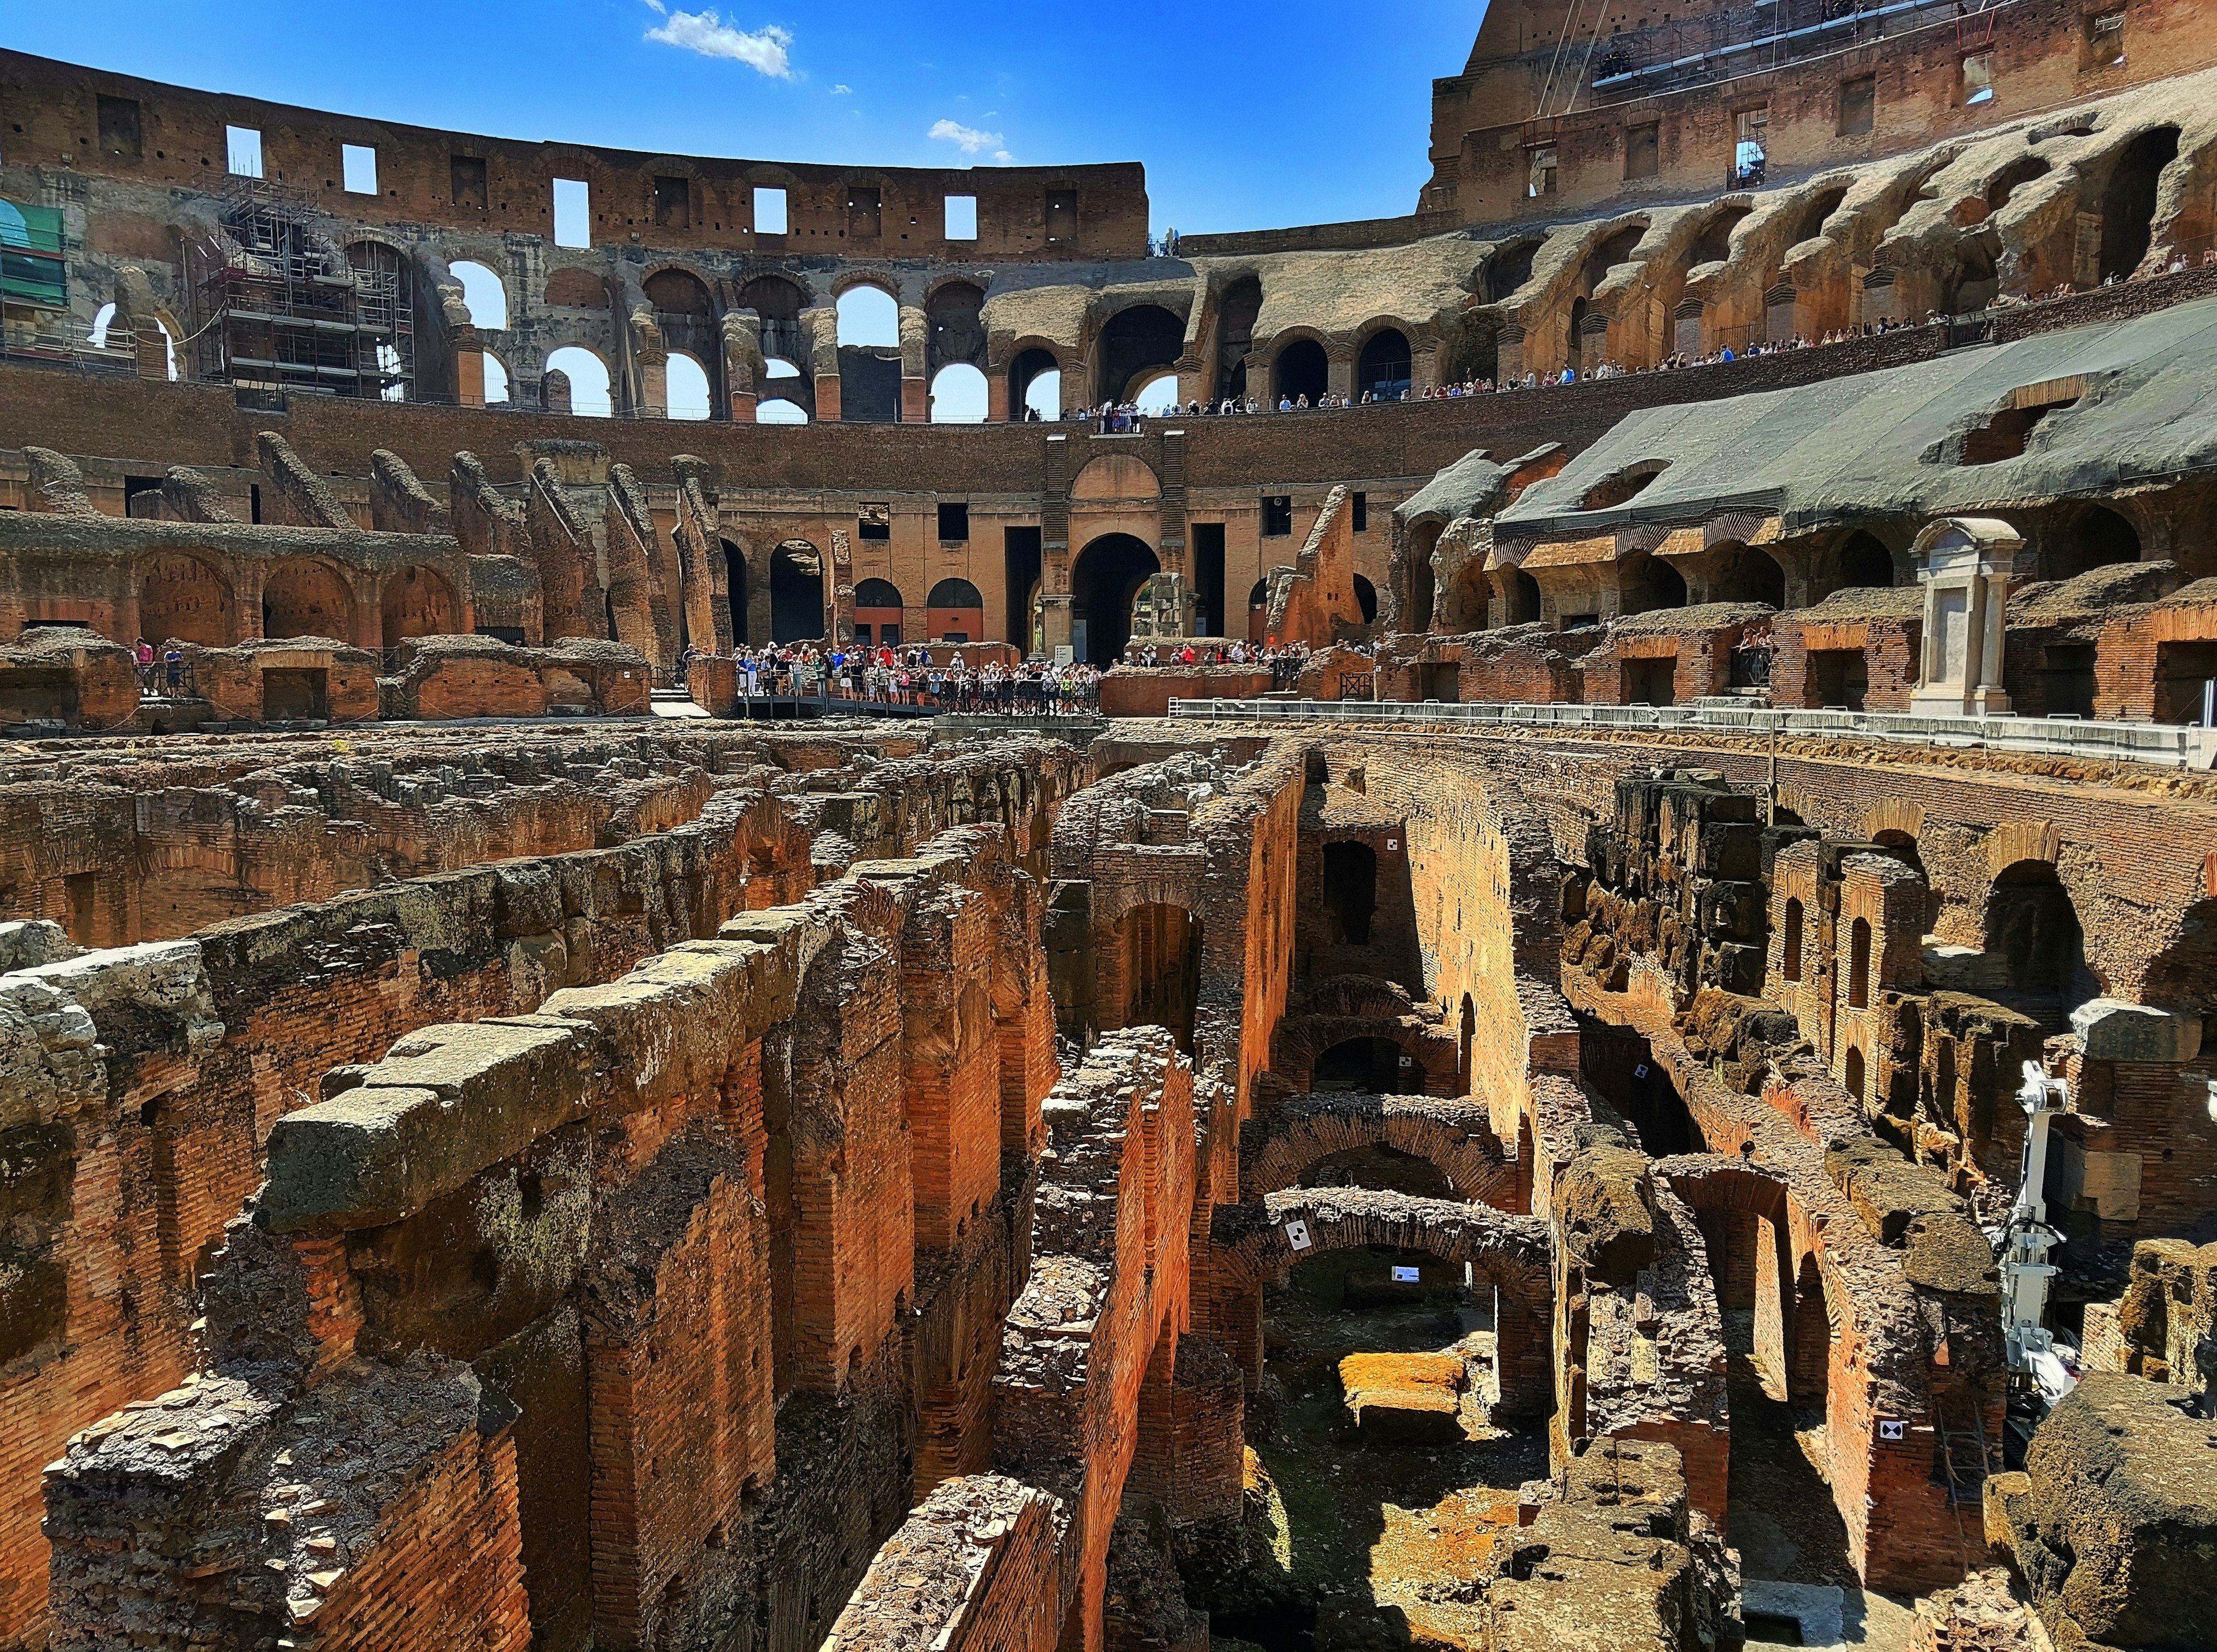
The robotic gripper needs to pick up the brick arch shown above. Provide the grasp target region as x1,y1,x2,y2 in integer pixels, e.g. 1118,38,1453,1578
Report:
1267,1010,1460,1097
138,549,237,646
1239,1094,1517,1210
1207,1188,1553,1415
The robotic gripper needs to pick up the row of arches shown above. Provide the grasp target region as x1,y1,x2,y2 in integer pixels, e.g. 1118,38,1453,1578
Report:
135,550,458,648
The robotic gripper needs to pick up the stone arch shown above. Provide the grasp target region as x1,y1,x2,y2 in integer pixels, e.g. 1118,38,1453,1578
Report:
925,280,987,376
380,564,457,645
1271,335,1329,405
1834,530,1898,591
1240,1095,1517,1209
1706,542,1785,608
1354,323,1414,401
262,558,356,641
1071,453,1160,502
1070,532,1160,665
1269,1010,1459,1097
1007,343,1062,421
2098,125,2181,281
1207,1188,1553,1414
738,274,808,372
139,550,236,646
1095,303,1186,406
1983,858,2096,1016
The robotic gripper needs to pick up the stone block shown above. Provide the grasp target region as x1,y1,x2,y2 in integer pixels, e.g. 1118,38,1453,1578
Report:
2072,998,2204,1064
1922,942,2010,994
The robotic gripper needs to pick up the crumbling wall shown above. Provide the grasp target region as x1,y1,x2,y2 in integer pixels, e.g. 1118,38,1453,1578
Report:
40,820,1062,1652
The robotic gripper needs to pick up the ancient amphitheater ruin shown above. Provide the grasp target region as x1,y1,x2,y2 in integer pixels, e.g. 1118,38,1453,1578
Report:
2,3,2215,1649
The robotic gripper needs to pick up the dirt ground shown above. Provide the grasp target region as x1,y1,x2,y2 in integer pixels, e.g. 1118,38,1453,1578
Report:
1196,1247,1547,1651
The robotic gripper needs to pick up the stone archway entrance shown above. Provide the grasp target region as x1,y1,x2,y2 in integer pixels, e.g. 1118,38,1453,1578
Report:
1072,534,1159,665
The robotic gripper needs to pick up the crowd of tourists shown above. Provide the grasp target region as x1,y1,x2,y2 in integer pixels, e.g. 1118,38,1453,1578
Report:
1120,637,1337,691
675,642,1102,715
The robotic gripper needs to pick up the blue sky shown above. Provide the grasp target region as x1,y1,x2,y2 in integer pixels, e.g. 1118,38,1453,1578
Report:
7,1,1478,236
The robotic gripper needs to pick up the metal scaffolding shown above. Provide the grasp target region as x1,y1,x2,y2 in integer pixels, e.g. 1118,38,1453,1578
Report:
185,176,412,401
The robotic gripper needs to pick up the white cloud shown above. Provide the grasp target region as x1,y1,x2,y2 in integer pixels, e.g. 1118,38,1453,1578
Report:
991,150,1015,165
644,9,794,77
831,82,852,94
641,0,665,10
928,119,1004,155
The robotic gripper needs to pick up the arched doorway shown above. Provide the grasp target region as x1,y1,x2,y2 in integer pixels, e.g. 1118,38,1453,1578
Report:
1273,338,1328,405
1010,348,1059,420
1984,860,2095,1024
770,541,825,642
380,565,456,645
544,345,613,417
853,577,904,648
1711,544,1785,608
2050,506,2140,581
1837,531,1895,589
1622,553,1688,613
835,283,901,423
263,560,354,640
926,579,986,643
1248,577,1272,643
1214,277,1261,401
1357,329,1412,401
1352,575,1378,625
1072,534,1159,665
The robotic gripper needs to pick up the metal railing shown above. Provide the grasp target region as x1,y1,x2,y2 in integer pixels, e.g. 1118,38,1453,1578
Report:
135,661,199,698
1162,696,2217,770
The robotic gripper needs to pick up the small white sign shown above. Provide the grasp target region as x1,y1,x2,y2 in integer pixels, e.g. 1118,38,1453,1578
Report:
1386,839,1399,852
1391,1265,1420,1282
1284,1220,1312,1252
1878,1419,1906,1441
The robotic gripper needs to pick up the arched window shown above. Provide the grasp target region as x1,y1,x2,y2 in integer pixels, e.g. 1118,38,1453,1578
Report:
1133,372,1180,414
1844,1046,1865,1101
836,284,898,346
1783,898,1804,982
853,578,904,647
927,578,987,644
1010,348,1059,421
1847,917,1871,1009
666,352,712,420
757,398,808,424
483,353,511,405
1352,575,1378,624
88,302,118,348
450,260,509,329
545,345,612,416
929,363,988,423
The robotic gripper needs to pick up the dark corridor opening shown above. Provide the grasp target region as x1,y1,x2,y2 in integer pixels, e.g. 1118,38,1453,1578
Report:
1313,1037,1408,1094
1073,534,1160,665
1322,841,1379,945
